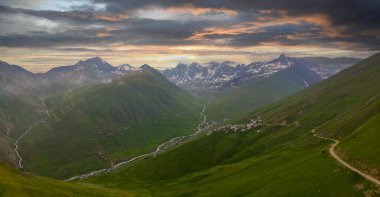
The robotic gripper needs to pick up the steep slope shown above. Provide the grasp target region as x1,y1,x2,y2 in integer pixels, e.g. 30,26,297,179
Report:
0,60,43,137
87,54,380,196
0,61,44,165
0,162,131,196
206,62,322,120
338,111,380,180
19,67,201,179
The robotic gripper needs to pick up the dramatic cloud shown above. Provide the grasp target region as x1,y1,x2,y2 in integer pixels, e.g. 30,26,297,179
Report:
0,0,378,71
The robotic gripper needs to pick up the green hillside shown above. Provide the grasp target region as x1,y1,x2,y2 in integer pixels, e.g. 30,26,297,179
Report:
0,162,131,196
19,69,202,179
86,54,380,196
338,111,380,180
0,61,45,165
0,133,16,166
0,96,42,166
206,70,304,120
205,64,321,120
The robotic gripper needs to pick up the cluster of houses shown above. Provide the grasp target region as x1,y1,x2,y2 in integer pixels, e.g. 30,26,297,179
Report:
146,117,264,157
207,117,262,136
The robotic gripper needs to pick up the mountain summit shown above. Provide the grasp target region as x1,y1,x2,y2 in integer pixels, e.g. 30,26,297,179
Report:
42,57,136,87
47,57,114,74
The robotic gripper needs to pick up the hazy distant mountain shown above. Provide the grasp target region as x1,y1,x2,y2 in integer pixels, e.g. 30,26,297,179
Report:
302,56,361,78
0,60,38,96
206,61,322,120
163,54,328,89
43,57,137,86
115,64,137,74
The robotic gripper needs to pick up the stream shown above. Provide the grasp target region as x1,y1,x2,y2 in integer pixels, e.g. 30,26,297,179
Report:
14,99,49,168
65,104,208,182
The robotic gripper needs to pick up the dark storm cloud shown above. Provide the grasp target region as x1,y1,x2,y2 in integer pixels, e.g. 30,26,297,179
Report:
90,0,380,49
91,0,380,34
0,17,209,47
0,32,106,47
0,5,129,24
91,0,380,28
0,0,379,50
205,23,380,50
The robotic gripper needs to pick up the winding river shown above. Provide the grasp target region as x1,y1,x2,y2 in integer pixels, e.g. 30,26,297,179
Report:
14,99,50,168
65,104,208,182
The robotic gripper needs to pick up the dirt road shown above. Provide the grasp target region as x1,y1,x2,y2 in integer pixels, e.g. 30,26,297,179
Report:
311,129,380,186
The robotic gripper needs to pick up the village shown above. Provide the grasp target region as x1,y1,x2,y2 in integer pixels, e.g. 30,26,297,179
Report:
153,116,264,156
207,116,263,136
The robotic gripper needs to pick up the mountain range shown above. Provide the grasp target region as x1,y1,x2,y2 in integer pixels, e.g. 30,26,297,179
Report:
0,55,360,93
205,61,323,120
42,57,136,86
162,54,360,89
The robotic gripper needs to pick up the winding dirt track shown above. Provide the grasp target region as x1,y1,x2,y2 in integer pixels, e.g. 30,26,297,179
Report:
311,129,380,186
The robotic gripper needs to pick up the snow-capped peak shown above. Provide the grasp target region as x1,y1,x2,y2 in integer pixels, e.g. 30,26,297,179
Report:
117,64,136,71
162,54,311,89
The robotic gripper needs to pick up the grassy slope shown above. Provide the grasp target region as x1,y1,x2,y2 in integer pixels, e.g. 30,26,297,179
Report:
88,126,372,196
20,70,202,179
206,71,304,120
87,54,380,196
0,92,43,166
0,61,44,165
338,111,380,179
0,133,16,166
205,63,322,121
0,162,131,197
0,94,42,138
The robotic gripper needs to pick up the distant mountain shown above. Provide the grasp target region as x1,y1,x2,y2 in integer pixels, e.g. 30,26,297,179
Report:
206,62,322,120
43,57,137,86
115,64,137,75
0,60,38,96
163,61,239,89
163,54,354,89
47,57,115,74
302,56,361,78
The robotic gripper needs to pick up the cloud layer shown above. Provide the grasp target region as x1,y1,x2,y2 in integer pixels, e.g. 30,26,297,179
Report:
0,0,379,71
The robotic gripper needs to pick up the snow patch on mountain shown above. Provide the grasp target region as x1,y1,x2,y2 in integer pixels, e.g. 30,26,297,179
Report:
162,54,306,89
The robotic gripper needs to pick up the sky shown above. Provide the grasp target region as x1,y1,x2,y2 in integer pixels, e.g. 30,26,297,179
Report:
0,0,379,72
